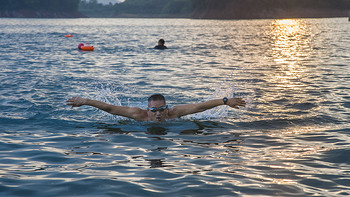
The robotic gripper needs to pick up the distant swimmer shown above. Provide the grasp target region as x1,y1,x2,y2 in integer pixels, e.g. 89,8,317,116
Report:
66,94,245,122
154,39,168,49
78,43,94,51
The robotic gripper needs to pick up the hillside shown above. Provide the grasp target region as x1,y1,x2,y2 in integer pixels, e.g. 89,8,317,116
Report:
111,0,350,19
191,0,350,19
0,0,85,18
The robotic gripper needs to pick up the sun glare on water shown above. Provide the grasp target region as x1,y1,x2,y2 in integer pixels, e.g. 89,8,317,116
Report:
269,19,312,82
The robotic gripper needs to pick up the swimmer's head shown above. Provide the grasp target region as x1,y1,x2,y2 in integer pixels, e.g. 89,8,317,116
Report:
158,39,165,46
78,43,84,50
147,94,168,122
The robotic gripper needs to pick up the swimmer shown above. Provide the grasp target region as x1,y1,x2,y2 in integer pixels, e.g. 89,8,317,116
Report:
154,39,168,49
78,43,84,50
66,94,246,122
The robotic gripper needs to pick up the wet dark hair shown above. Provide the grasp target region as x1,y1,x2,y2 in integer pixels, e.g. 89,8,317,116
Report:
148,94,166,103
158,39,165,44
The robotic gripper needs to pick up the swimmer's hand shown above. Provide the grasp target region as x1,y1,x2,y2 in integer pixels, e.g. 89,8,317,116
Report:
227,98,246,109
66,97,87,107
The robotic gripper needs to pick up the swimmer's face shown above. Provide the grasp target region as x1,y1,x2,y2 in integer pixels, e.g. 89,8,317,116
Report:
147,100,168,122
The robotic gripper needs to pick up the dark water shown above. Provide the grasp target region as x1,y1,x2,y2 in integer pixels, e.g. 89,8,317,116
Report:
0,18,349,196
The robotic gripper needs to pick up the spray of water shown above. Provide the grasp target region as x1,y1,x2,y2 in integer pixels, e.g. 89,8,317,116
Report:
92,81,128,121
91,70,253,122
185,72,239,120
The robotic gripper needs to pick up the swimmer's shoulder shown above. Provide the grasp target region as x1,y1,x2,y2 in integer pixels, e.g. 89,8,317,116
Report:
154,45,167,49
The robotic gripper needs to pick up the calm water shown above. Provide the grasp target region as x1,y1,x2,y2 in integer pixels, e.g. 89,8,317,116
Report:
0,18,349,196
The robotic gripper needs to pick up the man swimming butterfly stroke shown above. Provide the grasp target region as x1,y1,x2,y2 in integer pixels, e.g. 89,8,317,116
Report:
66,94,246,122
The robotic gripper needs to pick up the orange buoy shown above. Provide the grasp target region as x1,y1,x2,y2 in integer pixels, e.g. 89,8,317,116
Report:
65,34,73,37
80,46,94,51
78,43,94,51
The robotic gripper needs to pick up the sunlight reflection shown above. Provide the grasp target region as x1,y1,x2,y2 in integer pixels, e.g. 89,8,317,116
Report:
251,19,316,120
270,19,311,77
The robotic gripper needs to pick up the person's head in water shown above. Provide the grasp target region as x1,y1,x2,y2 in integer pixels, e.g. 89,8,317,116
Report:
158,39,165,46
155,39,167,49
147,94,168,122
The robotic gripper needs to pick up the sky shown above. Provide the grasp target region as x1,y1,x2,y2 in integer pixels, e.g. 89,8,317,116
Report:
97,0,124,5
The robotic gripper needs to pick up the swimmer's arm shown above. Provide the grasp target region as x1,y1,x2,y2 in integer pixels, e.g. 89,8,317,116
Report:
171,98,246,118
66,97,147,120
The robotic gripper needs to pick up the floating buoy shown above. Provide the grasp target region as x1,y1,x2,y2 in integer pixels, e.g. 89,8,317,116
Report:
78,43,94,51
65,34,73,37
80,46,94,51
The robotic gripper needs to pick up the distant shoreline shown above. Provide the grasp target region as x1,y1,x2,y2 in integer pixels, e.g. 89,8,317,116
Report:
0,10,86,18
0,9,348,19
191,8,348,20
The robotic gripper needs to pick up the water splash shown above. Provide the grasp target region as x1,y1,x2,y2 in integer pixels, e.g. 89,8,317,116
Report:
92,81,129,121
185,71,251,120
91,70,254,122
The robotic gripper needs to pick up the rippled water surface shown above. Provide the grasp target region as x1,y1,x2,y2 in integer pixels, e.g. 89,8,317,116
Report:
0,18,349,196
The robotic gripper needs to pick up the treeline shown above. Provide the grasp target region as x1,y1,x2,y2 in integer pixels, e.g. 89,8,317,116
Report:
79,0,115,17
111,0,350,19
0,0,80,12
0,0,85,17
191,0,350,19
2,0,348,18
191,0,350,10
112,0,193,17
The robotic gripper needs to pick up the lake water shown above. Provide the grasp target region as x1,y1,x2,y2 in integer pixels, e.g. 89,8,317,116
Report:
0,18,349,196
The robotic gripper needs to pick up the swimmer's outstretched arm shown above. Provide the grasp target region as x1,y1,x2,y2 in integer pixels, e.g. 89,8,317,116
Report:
66,97,147,121
170,98,246,118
